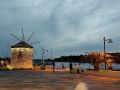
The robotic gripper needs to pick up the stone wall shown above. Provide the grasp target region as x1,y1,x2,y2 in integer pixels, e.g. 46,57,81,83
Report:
11,48,33,69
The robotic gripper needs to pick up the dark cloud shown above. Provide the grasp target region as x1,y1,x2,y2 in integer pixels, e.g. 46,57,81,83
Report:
0,0,120,58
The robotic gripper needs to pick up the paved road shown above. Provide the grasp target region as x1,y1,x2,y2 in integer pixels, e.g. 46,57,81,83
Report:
0,70,120,90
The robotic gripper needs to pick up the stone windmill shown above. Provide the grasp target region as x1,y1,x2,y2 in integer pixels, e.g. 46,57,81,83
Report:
10,29,39,69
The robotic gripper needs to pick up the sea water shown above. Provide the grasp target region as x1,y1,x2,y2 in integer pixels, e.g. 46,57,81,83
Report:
47,62,120,70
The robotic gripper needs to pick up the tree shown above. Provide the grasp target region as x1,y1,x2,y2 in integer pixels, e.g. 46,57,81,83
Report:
87,52,113,70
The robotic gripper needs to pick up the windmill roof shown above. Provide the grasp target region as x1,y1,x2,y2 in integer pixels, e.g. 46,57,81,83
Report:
11,41,33,48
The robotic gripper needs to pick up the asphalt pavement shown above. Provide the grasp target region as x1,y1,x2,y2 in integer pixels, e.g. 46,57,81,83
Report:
0,70,119,90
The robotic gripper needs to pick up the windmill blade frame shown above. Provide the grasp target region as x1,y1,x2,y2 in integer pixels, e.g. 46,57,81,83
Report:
22,28,25,42
11,34,22,41
29,42,40,45
26,32,35,42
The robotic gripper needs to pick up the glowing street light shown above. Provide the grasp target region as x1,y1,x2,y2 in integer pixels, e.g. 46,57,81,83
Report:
103,37,113,70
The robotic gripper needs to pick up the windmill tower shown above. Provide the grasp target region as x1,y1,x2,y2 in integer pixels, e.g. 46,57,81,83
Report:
11,29,35,69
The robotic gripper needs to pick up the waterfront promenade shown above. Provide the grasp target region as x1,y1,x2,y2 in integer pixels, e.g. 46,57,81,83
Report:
0,70,119,90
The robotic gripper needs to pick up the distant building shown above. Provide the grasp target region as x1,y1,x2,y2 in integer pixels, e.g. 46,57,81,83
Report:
0,58,4,67
11,41,33,69
0,57,10,67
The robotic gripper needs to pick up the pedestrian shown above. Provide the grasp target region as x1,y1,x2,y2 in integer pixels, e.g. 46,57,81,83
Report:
53,61,55,72
76,64,80,74
69,62,73,73
62,63,64,69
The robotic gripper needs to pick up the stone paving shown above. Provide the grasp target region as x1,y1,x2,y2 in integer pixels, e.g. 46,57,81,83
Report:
0,70,120,90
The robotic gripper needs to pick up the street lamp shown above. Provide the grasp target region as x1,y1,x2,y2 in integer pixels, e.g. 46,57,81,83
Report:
41,48,48,63
103,37,113,70
41,48,48,70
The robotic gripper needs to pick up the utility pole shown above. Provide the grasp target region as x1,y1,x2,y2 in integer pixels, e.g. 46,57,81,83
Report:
103,37,106,70
41,48,45,70
51,48,52,61
103,37,113,70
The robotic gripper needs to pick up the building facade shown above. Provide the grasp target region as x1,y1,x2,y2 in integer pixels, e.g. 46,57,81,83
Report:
11,41,33,69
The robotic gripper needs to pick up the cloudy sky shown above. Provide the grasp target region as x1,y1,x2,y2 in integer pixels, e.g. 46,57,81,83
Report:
0,0,120,58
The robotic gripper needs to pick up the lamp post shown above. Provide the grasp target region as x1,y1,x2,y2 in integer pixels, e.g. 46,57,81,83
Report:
41,48,48,63
103,37,113,70
41,48,48,70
